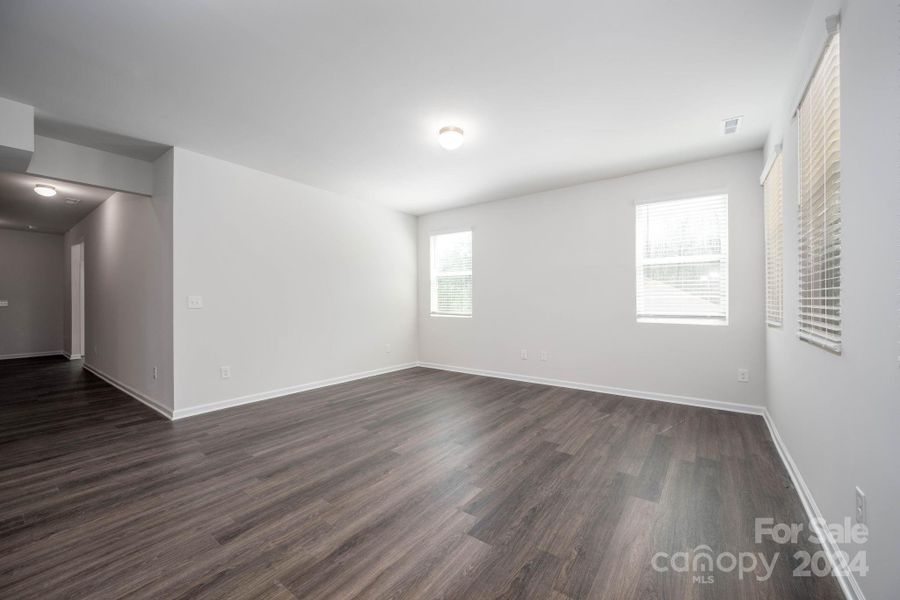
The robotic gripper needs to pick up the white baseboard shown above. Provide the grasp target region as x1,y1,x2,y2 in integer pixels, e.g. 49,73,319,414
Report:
762,410,864,600
171,362,419,420
82,363,174,420
62,351,83,360
0,350,66,361
416,362,766,415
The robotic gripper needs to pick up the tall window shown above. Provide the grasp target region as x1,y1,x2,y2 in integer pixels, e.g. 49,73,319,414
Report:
430,230,472,316
764,153,784,327
636,195,729,324
798,32,841,352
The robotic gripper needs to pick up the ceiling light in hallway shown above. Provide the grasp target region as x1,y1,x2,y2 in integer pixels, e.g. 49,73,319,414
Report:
34,184,57,197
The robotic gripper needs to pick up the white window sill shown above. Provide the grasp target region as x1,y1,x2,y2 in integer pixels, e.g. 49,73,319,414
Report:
637,317,728,326
430,313,472,319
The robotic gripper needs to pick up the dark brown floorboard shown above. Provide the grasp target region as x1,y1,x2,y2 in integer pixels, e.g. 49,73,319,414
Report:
0,356,844,599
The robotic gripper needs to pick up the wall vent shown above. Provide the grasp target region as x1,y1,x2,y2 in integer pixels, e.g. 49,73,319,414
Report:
722,116,743,135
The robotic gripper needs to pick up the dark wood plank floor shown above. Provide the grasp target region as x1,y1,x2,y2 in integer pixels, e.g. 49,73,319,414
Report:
0,357,843,599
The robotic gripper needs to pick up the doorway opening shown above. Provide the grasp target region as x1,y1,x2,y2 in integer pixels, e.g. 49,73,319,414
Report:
70,241,85,359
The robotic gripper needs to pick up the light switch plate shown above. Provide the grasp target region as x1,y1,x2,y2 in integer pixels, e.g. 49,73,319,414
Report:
855,486,867,525
188,295,203,309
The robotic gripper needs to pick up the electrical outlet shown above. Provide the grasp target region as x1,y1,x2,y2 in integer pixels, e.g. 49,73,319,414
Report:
188,295,204,309
540,350,549,361
220,366,231,379
855,487,867,525
737,368,749,383
520,349,528,360
385,343,392,354
0,300,8,307
152,366,158,380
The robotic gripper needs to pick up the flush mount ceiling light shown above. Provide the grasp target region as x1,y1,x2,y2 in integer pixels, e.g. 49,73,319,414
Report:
34,184,57,197
438,126,464,150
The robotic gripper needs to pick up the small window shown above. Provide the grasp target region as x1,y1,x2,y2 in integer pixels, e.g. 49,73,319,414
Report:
764,153,784,327
635,195,729,324
797,31,841,353
430,230,472,317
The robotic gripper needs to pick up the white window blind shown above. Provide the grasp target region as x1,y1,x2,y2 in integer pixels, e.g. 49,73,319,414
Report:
764,153,784,327
798,32,841,353
430,230,472,316
635,195,729,324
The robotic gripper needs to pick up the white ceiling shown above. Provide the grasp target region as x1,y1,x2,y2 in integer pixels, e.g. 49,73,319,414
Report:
0,0,812,214
0,172,113,234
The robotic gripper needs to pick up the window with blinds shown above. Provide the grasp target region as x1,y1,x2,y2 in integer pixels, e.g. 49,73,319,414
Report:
635,195,729,324
798,32,841,352
430,230,472,316
764,153,784,327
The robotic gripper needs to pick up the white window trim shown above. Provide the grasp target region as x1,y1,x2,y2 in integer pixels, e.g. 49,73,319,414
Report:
764,150,784,328
635,194,730,326
429,229,473,318
796,27,842,354
637,317,729,327
632,188,729,207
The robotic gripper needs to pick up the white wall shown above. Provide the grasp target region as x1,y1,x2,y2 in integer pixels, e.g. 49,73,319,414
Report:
0,97,34,172
28,136,154,196
171,148,418,413
0,229,64,358
418,151,766,408
64,149,174,412
763,1,900,598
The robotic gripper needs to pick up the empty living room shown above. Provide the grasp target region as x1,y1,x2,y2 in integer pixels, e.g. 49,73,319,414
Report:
0,1,897,599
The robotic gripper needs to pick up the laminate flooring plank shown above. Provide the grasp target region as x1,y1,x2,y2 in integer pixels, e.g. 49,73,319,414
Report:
0,357,845,600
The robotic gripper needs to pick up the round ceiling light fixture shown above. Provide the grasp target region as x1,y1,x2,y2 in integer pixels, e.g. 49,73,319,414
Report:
34,184,57,197
438,126,464,150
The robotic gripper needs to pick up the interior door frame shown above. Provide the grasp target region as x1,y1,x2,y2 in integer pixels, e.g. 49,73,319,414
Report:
70,241,85,359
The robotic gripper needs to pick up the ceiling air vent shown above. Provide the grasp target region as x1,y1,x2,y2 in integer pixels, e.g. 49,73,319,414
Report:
722,116,743,135
65,198,81,205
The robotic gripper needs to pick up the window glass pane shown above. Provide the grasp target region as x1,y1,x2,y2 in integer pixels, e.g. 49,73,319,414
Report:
431,231,472,316
636,195,728,323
